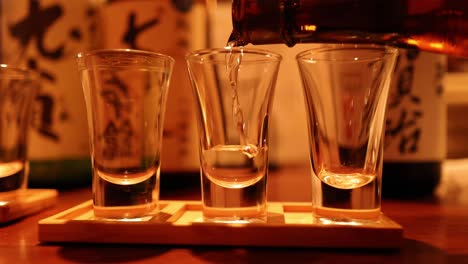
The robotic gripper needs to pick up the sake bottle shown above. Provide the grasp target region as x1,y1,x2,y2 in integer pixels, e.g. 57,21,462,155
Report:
383,50,446,199
93,0,206,188
0,0,96,188
230,0,468,57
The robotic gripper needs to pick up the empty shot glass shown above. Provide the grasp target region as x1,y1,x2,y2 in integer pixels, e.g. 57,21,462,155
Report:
76,49,174,219
0,65,38,193
296,44,398,224
186,47,282,223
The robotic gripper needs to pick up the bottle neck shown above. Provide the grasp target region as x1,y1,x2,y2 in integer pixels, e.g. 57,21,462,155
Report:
231,0,286,46
231,0,400,47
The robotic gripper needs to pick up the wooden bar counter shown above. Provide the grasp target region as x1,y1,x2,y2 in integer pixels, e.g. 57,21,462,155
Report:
1,162,468,263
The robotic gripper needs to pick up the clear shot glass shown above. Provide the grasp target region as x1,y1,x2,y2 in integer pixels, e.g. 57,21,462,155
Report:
76,49,174,220
186,47,281,223
296,44,398,224
0,66,38,194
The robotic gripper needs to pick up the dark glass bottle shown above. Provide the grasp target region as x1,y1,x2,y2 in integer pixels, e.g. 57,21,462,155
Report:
383,50,446,199
230,0,468,57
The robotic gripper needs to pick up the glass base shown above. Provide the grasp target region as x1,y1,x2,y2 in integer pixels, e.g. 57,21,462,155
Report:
93,203,157,220
203,216,267,224
313,206,382,225
202,206,267,224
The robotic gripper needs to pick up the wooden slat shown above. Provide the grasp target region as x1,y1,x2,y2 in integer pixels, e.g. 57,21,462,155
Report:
39,200,93,224
159,202,187,223
0,189,57,224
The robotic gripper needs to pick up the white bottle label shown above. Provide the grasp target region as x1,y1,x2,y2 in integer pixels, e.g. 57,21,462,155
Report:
0,0,93,160
384,50,447,162
95,0,201,172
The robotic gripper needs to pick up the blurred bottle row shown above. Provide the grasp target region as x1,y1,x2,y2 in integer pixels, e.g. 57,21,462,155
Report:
0,0,463,200
0,0,208,189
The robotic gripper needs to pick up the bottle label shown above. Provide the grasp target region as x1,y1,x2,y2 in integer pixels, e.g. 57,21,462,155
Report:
0,0,93,160
96,0,201,172
384,50,447,162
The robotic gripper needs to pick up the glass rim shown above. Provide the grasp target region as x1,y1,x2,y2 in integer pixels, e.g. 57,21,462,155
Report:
0,64,36,78
186,47,282,64
296,44,398,63
76,49,175,69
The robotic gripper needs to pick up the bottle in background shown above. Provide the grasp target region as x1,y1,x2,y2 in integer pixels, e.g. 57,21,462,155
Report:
0,0,95,188
383,50,447,199
230,0,468,57
93,0,207,188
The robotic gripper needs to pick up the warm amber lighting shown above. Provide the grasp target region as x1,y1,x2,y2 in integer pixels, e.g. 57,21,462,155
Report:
0,161,23,177
406,38,445,52
429,42,444,50
406,39,419,46
301,24,317,31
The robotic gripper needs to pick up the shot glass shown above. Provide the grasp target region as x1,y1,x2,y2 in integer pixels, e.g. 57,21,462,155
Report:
186,48,281,223
76,49,174,219
296,44,398,224
0,66,38,194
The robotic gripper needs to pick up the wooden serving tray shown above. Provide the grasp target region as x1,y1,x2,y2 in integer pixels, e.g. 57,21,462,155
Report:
1,189,58,224
38,200,403,248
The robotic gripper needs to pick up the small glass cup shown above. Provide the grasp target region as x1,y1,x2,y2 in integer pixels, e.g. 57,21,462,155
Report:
76,49,174,220
186,47,282,223
296,44,398,224
0,65,38,195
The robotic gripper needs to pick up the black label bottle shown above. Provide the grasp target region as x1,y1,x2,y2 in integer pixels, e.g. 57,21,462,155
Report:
230,0,468,57
383,50,446,199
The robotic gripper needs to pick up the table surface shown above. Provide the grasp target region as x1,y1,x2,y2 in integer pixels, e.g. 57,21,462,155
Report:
2,163,468,264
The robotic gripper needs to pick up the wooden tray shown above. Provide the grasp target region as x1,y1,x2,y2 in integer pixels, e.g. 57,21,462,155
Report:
1,189,58,224
38,200,403,248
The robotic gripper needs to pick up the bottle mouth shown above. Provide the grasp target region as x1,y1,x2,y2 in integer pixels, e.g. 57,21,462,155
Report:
230,0,248,46
227,31,244,47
